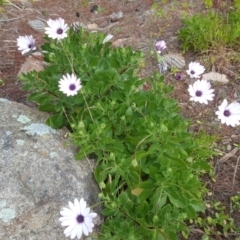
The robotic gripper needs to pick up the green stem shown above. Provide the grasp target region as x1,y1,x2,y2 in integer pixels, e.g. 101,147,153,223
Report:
60,40,74,73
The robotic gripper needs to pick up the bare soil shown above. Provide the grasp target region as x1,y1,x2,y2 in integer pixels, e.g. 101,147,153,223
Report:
0,0,239,239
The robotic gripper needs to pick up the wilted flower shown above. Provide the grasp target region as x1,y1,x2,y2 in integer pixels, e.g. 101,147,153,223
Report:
188,79,214,105
175,72,185,80
17,35,36,55
59,73,82,96
155,40,166,54
215,99,240,127
59,198,97,239
186,62,205,78
103,34,113,43
45,18,69,40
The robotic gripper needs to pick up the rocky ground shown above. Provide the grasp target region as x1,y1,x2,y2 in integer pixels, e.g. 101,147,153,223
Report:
0,0,239,239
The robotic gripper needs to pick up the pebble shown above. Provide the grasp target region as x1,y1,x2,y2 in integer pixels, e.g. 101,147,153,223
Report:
226,144,232,151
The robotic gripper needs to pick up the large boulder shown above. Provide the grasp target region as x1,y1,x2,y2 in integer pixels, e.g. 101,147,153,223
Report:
0,98,101,240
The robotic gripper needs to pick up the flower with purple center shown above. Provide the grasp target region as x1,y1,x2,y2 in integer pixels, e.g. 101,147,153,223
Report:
215,99,240,127
186,62,205,78
45,18,69,40
59,198,97,239
188,79,214,105
17,35,36,55
59,73,82,96
155,40,166,54
175,72,185,81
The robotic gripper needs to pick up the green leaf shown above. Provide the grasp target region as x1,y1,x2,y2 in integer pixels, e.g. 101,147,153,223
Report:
167,191,187,208
38,104,56,112
28,92,49,104
139,181,154,189
135,201,149,217
45,112,64,129
88,56,99,67
135,226,153,238
101,207,118,217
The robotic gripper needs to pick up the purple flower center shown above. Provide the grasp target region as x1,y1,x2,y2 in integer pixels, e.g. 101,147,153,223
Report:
175,73,183,80
195,90,202,97
69,84,76,91
223,110,231,117
57,28,63,34
76,214,84,223
28,44,32,49
190,70,195,75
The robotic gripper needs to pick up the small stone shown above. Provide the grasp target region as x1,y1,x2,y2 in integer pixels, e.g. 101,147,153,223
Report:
109,11,123,22
202,72,229,84
226,144,232,151
99,20,109,28
28,19,46,32
87,23,98,30
17,56,44,76
71,21,87,32
112,38,128,47
161,53,186,70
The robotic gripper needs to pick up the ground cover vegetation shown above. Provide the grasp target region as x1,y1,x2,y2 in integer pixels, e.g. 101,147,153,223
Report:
1,0,240,239
178,0,240,74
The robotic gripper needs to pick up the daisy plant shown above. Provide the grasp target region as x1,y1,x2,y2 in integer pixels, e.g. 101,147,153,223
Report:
188,79,214,105
186,61,205,78
59,198,97,239
45,17,69,40
216,99,240,127
17,35,36,55
18,18,216,240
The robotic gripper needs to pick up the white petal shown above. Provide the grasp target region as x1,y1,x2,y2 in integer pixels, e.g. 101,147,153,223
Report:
64,222,78,236
76,224,83,239
74,198,81,213
70,225,78,239
79,198,87,213
82,207,90,216
60,208,76,217
68,200,77,213
82,222,89,236
61,219,76,227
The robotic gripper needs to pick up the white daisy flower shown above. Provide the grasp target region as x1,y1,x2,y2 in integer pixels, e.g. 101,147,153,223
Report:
186,62,205,78
59,198,97,239
188,79,214,105
45,18,69,40
59,73,82,96
17,35,36,55
103,34,113,43
155,40,166,54
215,99,240,127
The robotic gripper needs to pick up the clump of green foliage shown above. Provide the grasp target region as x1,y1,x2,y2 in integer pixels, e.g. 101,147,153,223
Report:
178,7,240,53
19,27,216,239
193,201,238,239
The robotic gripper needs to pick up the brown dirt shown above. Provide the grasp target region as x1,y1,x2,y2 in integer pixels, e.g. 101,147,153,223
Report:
0,0,240,239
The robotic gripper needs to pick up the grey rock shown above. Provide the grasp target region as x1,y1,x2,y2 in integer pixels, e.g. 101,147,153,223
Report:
27,19,46,32
0,100,102,240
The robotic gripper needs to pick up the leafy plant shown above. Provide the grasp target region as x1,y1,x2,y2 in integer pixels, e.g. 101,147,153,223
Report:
193,201,239,239
178,6,240,53
19,26,215,239
204,0,213,8
231,193,240,213
178,10,225,52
